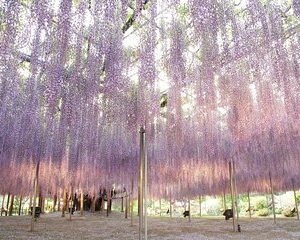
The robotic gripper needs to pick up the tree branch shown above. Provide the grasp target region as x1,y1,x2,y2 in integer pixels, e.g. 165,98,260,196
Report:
122,0,150,33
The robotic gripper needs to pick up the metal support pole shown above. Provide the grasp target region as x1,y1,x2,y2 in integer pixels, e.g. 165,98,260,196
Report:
292,179,299,220
69,186,73,221
8,194,14,216
188,199,191,222
233,161,239,226
223,191,226,210
18,195,23,216
169,192,172,218
269,172,276,224
80,189,84,216
229,161,236,232
1,194,5,216
159,198,162,217
131,178,134,226
30,161,40,232
199,195,202,217
125,193,128,218
139,126,146,240
57,189,61,212
6,193,10,216
144,128,147,240
62,188,67,217
247,191,251,218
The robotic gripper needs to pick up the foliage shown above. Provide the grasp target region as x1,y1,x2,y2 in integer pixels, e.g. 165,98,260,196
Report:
256,199,267,210
282,208,295,217
257,208,269,217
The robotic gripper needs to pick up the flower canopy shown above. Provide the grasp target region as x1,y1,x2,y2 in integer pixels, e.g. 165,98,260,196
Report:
0,0,299,198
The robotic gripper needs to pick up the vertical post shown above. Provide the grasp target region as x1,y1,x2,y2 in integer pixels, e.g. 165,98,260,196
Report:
99,189,103,213
53,193,57,212
159,198,162,217
1,194,5,216
106,190,110,217
29,193,32,215
139,126,146,240
223,191,226,210
62,189,67,217
9,194,14,216
125,194,128,219
6,193,10,216
69,186,73,221
80,189,84,216
18,195,23,216
30,161,40,232
199,195,202,217
269,172,276,224
233,161,239,226
121,197,124,212
247,191,251,218
57,189,61,212
91,192,96,213
188,198,191,222
229,161,236,232
130,179,134,226
292,179,299,220
169,193,172,218
128,192,131,218
144,127,148,240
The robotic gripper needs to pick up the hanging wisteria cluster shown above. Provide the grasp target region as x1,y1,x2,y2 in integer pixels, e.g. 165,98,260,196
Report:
0,0,299,199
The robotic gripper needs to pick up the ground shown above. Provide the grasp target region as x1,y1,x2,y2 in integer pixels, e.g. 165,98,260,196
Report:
0,212,300,240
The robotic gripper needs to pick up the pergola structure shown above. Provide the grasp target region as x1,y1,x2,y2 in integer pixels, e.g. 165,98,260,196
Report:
0,0,300,236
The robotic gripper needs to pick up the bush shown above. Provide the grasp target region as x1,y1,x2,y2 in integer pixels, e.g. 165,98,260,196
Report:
282,208,295,217
206,208,219,216
296,195,300,204
256,199,267,210
275,208,282,214
257,208,269,216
